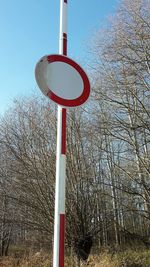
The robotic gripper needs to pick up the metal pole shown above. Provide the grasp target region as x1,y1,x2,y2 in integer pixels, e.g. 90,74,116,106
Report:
53,1,67,267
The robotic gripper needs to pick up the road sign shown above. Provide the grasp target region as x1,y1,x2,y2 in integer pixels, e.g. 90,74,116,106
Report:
35,1,90,267
35,54,90,107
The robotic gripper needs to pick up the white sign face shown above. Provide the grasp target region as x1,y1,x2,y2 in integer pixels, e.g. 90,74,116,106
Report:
46,62,84,100
35,54,90,107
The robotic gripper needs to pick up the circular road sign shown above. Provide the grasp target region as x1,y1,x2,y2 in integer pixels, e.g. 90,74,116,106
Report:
35,54,90,107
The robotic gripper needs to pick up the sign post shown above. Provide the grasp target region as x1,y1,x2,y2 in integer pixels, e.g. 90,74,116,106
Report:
35,1,90,267
53,1,68,267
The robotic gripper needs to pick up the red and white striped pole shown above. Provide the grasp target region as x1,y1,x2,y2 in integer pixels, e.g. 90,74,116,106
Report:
53,1,67,267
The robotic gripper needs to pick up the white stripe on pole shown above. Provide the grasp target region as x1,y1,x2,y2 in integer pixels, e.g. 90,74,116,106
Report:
59,0,67,54
59,155,66,214
60,0,67,36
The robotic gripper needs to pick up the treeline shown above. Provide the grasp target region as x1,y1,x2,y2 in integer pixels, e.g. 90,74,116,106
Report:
0,0,150,261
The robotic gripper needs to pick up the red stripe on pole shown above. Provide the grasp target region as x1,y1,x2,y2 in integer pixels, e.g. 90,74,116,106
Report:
59,214,65,267
63,33,67,38
61,108,66,154
63,33,67,56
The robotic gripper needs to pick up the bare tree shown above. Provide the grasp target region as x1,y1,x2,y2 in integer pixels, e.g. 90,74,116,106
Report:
89,0,150,246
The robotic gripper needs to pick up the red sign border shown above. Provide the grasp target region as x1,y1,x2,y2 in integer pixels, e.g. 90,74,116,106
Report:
43,54,90,107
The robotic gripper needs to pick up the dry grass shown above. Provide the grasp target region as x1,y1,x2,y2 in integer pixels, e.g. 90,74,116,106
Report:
87,254,120,267
93,249,150,267
0,251,51,267
0,248,150,267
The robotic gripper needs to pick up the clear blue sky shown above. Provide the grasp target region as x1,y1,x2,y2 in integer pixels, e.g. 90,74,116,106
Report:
0,0,118,115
